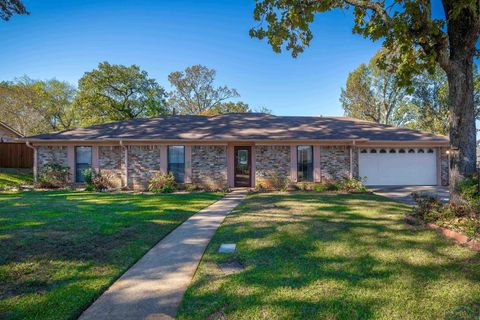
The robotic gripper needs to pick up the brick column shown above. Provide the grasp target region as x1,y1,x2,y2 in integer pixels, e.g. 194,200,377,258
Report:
160,145,168,174
314,145,321,182
184,145,192,183
290,145,297,183
92,146,99,172
67,145,75,183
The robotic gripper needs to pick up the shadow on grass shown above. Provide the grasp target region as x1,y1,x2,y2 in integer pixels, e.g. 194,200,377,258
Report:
177,192,480,320
0,190,221,319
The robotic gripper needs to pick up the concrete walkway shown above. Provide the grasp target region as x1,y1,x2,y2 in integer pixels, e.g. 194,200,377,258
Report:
79,189,247,320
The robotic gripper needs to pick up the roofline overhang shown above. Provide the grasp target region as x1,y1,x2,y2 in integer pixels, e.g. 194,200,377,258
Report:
0,122,23,138
22,137,449,146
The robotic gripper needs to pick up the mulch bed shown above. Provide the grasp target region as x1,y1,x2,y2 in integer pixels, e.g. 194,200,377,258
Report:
405,215,480,252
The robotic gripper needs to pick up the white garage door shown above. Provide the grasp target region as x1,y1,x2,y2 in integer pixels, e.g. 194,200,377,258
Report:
359,148,437,186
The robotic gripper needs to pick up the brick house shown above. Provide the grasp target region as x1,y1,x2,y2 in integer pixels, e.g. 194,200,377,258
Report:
0,121,23,142
25,113,450,189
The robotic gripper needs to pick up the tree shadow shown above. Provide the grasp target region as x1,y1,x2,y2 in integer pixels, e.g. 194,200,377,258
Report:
178,192,480,319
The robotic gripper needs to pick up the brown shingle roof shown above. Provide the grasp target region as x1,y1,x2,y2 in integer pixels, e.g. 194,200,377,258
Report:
25,113,448,143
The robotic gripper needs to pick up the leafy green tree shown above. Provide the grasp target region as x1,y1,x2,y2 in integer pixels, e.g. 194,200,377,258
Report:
41,79,77,131
168,65,239,115
340,51,408,126
398,68,450,135
0,0,28,21
74,62,167,126
0,77,78,135
250,0,480,200
0,77,48,135
398,67,480,136
200,101,251,116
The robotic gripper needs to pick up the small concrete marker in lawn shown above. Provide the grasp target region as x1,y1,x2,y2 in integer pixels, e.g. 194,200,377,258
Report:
79,189,247,320
219,243,236,253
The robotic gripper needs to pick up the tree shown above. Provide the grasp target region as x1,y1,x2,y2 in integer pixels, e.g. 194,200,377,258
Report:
0,0,28,21
0,77,48,136
0,77,78,135
41,79,77,131
200,101,250,116
74,62,168,126
399,67,450,135
340,51,408,125
168,65,239,115
250,0,480,200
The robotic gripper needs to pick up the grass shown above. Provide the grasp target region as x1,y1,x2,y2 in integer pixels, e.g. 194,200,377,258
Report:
0,190,223,320
178,192,480,320
0,168,33,190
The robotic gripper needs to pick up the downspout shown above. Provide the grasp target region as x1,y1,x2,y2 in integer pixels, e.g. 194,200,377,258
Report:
119,140,128,189
26,141,37,183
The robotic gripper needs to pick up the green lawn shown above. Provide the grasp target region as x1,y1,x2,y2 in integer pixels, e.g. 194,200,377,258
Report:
0,191,223,320
178,192,480,320
0,169,33,190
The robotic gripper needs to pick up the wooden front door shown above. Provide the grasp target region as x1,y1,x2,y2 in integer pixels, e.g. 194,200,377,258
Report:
234,146,251,187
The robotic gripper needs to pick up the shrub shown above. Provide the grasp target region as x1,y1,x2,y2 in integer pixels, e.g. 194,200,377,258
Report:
312,183,328,192
457,173,479,209
37,163,70,189
257,171,289,191
148,172,176,193
412,191,479,238
339,177,368,193
84,170,116,191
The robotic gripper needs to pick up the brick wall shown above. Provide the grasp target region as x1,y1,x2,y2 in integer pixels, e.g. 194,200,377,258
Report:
192,145,227,189
440,147,449,186
99,146,124,188
255,145,290,185
126,145,161,190
37,146,68,170
319,146,351,181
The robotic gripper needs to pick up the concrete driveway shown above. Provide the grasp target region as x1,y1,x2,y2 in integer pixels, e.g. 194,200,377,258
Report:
370,185,450,205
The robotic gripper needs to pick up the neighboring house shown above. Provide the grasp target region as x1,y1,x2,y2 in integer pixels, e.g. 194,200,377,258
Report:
0,121,22,142
24,113,450,189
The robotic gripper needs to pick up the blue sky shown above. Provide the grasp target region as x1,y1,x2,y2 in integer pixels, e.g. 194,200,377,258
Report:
1,0,395,117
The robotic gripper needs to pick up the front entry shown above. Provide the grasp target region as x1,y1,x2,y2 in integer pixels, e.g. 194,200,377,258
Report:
234,146,251,187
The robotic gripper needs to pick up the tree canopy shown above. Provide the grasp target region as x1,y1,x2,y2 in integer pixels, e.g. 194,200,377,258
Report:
74,62,168,126
340,51,408,126
0,77,76,135
168,65,240,115
0,0,28,21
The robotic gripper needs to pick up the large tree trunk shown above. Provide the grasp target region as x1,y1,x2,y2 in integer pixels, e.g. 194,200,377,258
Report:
446,61,477,201
442,0,478,202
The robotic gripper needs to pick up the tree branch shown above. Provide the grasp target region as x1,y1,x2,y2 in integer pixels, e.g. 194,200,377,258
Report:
343,0,391,25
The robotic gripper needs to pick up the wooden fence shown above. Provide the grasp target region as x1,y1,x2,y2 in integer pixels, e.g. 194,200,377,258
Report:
0,142,33,168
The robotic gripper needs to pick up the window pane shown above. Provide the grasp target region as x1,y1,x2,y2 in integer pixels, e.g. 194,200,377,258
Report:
75,146,92,183
297,145,313,182
168,145,185,183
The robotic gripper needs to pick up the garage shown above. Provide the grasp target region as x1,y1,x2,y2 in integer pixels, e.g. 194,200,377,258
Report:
359,148,437,186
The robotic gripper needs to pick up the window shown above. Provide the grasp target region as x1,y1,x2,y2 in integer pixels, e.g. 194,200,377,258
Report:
427,149,434,153
408,149,416,153
399,149,406,153
75,146,92,183
417,148,425,153
379,149,387,153
389,149,396,153
370,149,377,153
360,149,368,153
168,145,185,183
297,145,313,182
